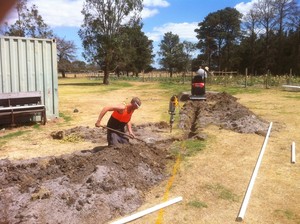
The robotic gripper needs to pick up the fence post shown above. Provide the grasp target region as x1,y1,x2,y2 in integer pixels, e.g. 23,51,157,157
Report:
265,70,269,89
245,68,248,88
288,68,292,85
225,68,228,86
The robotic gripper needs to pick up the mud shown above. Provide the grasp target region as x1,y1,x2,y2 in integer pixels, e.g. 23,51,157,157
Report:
0,92,269,224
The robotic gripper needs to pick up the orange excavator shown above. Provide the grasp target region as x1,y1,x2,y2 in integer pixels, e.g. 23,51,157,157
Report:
189,66,209,100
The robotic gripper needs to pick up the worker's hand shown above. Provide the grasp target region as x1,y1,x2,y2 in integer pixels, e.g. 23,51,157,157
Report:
95,121,101,127
129,132,136,139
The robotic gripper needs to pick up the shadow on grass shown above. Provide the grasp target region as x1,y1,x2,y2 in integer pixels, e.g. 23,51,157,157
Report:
58,83,103,86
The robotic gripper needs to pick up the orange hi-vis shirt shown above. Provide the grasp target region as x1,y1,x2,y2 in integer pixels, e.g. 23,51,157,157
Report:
111,105,133,123
108,105,134,132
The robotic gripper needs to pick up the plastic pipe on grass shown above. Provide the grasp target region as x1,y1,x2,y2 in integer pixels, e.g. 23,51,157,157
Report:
291,142,296,164
236,122,273,222
110,196,183,224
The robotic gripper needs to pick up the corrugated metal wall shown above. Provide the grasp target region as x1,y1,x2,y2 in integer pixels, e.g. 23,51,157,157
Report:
0,36,59,119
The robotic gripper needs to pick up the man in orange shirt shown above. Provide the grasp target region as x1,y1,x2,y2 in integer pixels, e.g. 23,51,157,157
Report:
95,97,141,146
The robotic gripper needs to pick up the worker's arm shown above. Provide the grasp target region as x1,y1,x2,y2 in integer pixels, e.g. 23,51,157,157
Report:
126,121,135,138
95,104,125,127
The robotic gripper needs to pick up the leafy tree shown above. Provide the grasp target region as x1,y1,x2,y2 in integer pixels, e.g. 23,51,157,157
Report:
240,9,261,74
195,7,242,71
253,0,278,71
56,37,77,78
158,32,183,77
219,8,242,69
131,25,154,76
116,22,154,76
72,60,87,73
273,0,299,73
79,0,143,84
195,13,218,69
181,41,197,72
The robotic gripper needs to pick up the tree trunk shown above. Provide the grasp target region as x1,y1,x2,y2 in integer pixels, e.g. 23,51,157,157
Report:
169,69,173,78
62,70,66,78
103,66,109,85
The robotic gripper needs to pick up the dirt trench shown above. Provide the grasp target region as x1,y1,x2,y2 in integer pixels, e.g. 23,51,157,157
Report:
0,92,269,224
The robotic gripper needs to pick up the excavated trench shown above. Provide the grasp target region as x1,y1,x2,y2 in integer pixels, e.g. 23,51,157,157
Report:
179,92,270,137
0,92,270,224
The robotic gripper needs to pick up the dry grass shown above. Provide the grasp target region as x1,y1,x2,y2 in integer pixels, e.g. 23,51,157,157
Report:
1,78,300,223
127,89,300,224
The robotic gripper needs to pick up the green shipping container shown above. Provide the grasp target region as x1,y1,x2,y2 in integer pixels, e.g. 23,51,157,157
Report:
0,36,59,120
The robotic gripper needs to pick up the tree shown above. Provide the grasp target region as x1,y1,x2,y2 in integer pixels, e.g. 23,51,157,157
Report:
2,0,53,38
253,0,278,71
158,32,183,77
72,60,87,73
117,22,154,76
195,7,242,71
56,37,77,78
219,8,242,69
273,0,299,73
79,0,143,84
194,17,217,69
240,9,261,74
182,41,197,72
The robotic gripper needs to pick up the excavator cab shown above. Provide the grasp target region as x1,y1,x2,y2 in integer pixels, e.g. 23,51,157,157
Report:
189,75,206,100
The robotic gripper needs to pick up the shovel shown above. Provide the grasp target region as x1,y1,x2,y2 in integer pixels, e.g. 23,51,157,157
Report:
98,125,155,144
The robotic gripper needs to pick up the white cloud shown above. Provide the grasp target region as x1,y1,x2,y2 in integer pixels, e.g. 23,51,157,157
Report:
147,22,198,42
30,0,83,27
25,0,169,27
141,8,159,19
235,0,258,16
143,0,170,7
4,0,168,28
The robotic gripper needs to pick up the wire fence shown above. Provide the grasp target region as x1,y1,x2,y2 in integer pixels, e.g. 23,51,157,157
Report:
61,70,300,88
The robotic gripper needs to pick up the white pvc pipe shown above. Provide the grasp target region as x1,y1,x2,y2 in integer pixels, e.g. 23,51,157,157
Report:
110,196,183,224
236,122,273,222
291,142,296,164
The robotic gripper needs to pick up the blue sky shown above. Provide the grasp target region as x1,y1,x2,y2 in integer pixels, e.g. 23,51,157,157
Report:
3,0,296,67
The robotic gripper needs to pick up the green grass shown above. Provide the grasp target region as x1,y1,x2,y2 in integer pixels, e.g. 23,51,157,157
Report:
33,124,41,129
187,200,208,209
170,139,206,158
206,183,239,202
207,85,262,95
284,95,300,100
58,74,300,97
274,209,300,223
0,130,31,140
0,130,31,148
59,112,72,122
158,82,190,93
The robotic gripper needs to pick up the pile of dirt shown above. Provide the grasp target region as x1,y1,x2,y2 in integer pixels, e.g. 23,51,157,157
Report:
179,92,269,138
0,92,270,224
0,141,173,224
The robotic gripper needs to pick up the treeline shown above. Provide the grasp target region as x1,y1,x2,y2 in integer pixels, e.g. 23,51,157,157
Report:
195,1,300,75
1,0,300,84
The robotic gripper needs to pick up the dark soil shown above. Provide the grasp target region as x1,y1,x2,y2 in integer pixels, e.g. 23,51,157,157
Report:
0,92,269,224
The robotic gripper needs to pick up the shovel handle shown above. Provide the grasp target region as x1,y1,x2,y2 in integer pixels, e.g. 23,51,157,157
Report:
99,125,145,143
